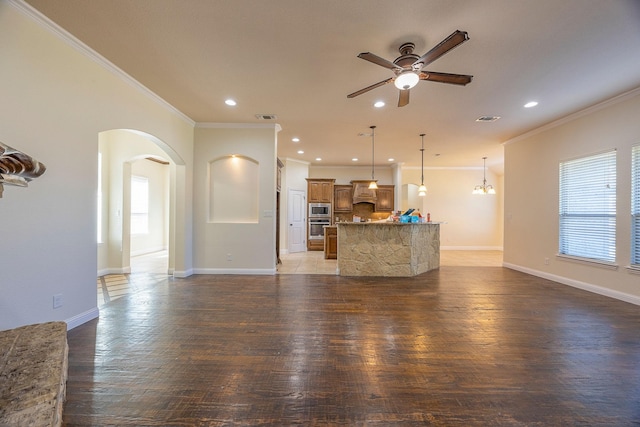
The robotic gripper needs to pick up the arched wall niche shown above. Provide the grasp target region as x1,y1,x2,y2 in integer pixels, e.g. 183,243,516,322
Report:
208,154,259,223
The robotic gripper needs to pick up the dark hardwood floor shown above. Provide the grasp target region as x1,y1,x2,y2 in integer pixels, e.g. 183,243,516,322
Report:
65,267,640,426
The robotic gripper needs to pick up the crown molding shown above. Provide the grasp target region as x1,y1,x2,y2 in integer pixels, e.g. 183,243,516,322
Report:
8,0,195,127
503,86,640,146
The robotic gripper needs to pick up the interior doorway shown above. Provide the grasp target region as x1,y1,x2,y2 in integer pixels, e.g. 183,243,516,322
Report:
98,129,185,299
128,157,170,275
288,188,306,253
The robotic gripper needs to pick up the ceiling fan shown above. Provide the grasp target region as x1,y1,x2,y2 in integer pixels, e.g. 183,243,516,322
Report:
347,30,473,107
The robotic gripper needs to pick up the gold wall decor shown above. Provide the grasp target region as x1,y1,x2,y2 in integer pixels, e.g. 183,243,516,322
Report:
0,141,46,198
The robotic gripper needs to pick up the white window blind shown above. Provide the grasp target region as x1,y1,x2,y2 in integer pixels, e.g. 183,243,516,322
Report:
632,145,640,266
559,150,616,263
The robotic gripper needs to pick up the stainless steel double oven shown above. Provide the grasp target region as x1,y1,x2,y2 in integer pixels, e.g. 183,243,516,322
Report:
308,203,331,241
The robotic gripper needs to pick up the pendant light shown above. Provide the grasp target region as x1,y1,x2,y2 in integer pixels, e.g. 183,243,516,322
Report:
418,133,427,196
368,125,378,190
472,156,496,195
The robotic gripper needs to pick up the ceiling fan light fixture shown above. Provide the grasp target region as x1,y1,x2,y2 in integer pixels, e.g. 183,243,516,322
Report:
394,71,419,90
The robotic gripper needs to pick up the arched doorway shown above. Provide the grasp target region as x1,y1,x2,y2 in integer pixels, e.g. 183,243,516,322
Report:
97,129,184,305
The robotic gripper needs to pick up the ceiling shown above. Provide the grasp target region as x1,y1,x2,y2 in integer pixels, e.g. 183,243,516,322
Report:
23,0,640,173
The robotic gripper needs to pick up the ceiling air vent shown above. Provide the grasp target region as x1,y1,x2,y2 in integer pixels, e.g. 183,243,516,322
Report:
476,116,501,122
255,114,277,120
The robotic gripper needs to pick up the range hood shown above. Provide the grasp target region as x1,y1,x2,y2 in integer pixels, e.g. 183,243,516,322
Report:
351,180,377,204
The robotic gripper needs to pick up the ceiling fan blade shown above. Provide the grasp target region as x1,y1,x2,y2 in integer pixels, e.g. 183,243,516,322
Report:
357,52,401,70
398,89,410,107
347,78,393,98
420,71,473,86
412,30,469,69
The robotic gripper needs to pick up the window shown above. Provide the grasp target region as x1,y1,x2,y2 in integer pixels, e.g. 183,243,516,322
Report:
632,145,640,267
131,175,149,235
559,150,616,263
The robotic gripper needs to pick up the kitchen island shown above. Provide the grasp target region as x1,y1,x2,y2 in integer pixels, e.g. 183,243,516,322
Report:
337,222,440,277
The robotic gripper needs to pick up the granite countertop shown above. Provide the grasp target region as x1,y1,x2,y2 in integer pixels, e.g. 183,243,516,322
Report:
337,221,440,225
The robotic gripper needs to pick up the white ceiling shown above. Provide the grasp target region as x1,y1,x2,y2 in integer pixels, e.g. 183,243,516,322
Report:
23,0,640,173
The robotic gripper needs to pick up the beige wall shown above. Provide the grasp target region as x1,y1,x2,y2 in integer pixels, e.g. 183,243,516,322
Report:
401,167,503,249
504,89,640,303
193,125,278,273
0,2,193,330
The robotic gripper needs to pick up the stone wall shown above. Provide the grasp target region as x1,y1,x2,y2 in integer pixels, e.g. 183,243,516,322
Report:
337,223,439,276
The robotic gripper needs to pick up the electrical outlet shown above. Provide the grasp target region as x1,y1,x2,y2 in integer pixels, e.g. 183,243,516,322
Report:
227,253,232,261
53,293,63,309
544,257,550,265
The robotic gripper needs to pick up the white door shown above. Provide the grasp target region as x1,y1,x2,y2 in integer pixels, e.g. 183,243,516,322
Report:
288,189,306,253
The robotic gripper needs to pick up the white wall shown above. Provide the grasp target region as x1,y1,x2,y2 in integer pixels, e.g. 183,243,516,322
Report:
0,2,194,330
504,89,640,304
193,124,278,274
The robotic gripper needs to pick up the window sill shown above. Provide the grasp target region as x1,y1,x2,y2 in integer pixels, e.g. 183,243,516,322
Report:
556,254,618,270
626,265,640,275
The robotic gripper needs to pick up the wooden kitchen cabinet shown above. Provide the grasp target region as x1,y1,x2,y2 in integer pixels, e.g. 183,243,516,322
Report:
308,237,324,251
306,178,334,203
324,226,337,259
375,185,395,212
333,185,353,212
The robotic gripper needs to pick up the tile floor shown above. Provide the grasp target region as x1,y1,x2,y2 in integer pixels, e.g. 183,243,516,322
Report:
97,250,169,307
277,249,503,274
98,249,503,306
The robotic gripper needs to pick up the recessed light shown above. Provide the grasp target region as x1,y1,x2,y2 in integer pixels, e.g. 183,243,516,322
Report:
387,158,395,162
352,158,358,162
374,101,385,108
524,101,538,108
315,157,322,161
292,137,300,142
225,99,237,106
297,150,304,154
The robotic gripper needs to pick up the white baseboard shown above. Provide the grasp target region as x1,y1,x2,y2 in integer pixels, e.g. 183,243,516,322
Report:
97,267,131,277
173,268,193,278
441,246,503,251
65,307,99,330
192,268,277,275
503,262,640,306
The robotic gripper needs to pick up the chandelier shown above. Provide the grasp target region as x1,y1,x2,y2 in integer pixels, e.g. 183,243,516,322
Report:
472,157,496,195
